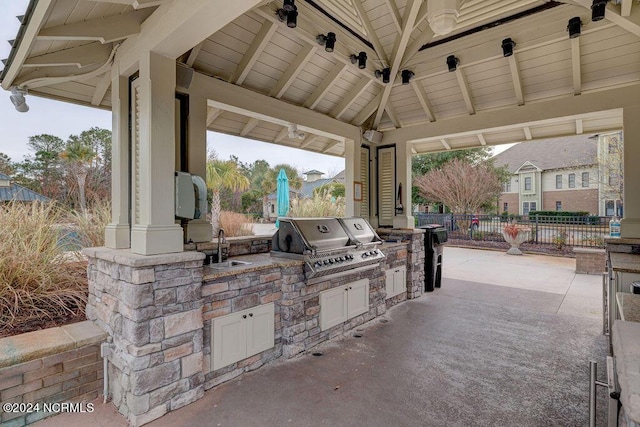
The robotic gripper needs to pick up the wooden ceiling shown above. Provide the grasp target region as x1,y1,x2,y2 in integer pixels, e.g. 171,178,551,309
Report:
1,0,638,157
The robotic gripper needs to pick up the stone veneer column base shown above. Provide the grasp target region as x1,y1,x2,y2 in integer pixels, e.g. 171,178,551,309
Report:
84,247,205,427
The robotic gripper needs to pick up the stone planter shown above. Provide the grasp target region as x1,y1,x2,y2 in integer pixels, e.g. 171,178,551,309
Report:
502,228,531,255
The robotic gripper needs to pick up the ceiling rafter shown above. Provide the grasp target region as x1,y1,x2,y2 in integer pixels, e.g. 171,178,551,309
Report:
400,25,434,68
571,36,581,96
384,0,403,34
230,20,277,85
321,140,341,154
477,133,487,146
621,0,633,17
440,139,452,150
331,79,371,119
352,0,389,65
91,72,111,106
240,117,260,136
274,126,289,143
37,9,151,43
185,41,203,67
576,118,583,134
373,0,422,128
351,91,383,126
507,53,524,106
85,0,166,9
572,0,640,37
23,43,112,68
523,126,533,140
303,63,347,110
410,80,435,122
206,107,222,126
269,44,315,99
300,135,319,149
455,68,475,115
385,103,401,129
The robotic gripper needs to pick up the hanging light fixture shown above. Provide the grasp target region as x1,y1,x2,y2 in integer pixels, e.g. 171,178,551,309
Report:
375,68,391,84
350,52,367,69
446,55,459,72
567,17,581,38
501,38,515,57
316,32,336,52
591,0,608,22
401,70,414,85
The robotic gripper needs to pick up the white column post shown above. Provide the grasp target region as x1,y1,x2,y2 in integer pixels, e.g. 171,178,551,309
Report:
344,137,356,217
186,94,213,242
393,140,415,229
621,105,640,237
130,51,183,255
104,73,131,249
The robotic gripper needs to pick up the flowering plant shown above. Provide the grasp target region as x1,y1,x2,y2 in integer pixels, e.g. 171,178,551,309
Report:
502,223,529,239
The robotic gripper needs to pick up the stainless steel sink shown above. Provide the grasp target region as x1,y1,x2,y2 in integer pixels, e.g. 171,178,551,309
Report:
211,260,253,269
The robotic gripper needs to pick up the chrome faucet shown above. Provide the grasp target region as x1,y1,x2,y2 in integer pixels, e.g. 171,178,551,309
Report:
217,229,226,265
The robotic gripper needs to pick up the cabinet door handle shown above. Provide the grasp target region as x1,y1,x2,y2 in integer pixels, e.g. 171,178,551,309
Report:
345,288,348,291
242,315,247,319
349,287,352,290
249,313,253,317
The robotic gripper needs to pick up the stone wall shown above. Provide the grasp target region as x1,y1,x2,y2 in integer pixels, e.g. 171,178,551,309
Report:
84,248,205,427
0,321,106,426
575,248,606,274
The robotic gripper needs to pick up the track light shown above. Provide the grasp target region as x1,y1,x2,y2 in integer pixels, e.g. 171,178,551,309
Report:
501,38,515,57
567,17,581,38
10,87,28,113
276,4,297,28
316,32,336,52
446,55,459,72
401,70,414,85
350,52,367,69
591,0,608,22
375,68,391,84
283,0,295,12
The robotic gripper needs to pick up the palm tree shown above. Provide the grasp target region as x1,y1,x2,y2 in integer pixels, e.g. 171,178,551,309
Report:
60,141,96,215
206,159,250,234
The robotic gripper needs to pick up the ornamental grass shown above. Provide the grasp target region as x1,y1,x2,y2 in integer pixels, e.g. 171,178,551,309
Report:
219,210,255,237
289,190,345,218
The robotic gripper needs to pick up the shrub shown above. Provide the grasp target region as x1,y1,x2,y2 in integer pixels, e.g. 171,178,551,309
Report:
220,210,255,237
289,189,345,218
581,233,605,247
0,201,87,328
552,229,568,249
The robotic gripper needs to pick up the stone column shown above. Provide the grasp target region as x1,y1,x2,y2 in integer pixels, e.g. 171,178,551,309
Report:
393,140,415,229
621,105,640,238
85,248,205,426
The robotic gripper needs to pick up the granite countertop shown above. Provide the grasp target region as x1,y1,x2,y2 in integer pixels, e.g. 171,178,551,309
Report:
203,253,303,280
610,252,640,273
617,292,640,322
612,321,640,424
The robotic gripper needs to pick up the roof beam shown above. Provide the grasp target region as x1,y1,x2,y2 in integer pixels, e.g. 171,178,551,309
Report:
269,44,315,99
231,20,277,85
508,54,524,106
455,68,475,115
185,41,203,67
300,135,318,149
274,126,289,143
373,0,422,128
37,9,151,44
352,91,383,127
572,0,640,37
571,37,582,96
621,0,633,17
352,0,389,65
410,80,435,122
86,0,166,9
206,107,222,126
440,139,451,150
401,26,434,68
321,140,341,154
576,118,584,134
477,133,487,146
303,63,347,110
240,117,260,136
331,79,371,119
192,71,359,142
384,0,403,34
385,103,401,129
91,72,111,106
523,126,533,140
23,43,112,68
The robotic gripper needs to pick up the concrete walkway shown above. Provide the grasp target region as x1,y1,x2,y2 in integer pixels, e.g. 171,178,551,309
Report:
35,247,608,427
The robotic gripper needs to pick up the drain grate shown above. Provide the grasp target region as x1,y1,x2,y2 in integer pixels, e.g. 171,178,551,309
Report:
353,333,363,338
312,352,324,356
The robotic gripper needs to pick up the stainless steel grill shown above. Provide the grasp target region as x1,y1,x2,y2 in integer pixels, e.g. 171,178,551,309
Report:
271,217,385,280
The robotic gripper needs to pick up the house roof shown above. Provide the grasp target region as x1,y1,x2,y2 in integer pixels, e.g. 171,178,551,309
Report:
0,180,50,202
492,135,598,174
0,173,10,180
298,178,337,198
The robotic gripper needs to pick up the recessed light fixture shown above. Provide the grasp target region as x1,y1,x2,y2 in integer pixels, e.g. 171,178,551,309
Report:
567,17,581,38
501,38,515,57
446,55,459,72
401,70,414,85
350,52,367,69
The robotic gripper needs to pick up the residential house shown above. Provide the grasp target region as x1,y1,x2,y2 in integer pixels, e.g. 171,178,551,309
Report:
493,135,608,216
0,173,50,202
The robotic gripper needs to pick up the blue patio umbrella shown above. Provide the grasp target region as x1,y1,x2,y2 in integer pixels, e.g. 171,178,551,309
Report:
275,168,290,228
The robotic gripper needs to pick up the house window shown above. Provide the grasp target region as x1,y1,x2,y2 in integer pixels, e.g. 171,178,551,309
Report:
556,201,562,211
504,182,511,192
582,172,589,187
503,202,508,212
569,173,575,188
270,204,275,214
556,175,562,189
523,201,537,215
524,177,532,191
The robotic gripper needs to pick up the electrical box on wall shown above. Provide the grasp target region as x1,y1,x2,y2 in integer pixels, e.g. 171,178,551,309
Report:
175,172,196,219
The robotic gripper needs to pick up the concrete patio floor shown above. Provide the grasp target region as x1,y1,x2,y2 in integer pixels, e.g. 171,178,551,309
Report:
36,246,608,427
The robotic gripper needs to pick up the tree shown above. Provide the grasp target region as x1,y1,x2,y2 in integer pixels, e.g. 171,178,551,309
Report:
260,164,302,217
15,134,66,198
60,141,97,214
315,182,345,198
413,158,504,217
206,159,250,234
0,153,13,175
67,128,112,205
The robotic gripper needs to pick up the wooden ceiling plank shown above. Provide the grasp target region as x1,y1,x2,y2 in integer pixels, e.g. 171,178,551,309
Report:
508,53,524,106
410,80,435,122
185,41,203,67
477,133,487,146
571,36,581,96
331,79,371,119
37,9,150,43
269,44,315,99
240,117,260,136
23,43,112,68
352,0,390,65
352,91,383,126
303,63,348,110
384,0,403,34
455,68,475,115
207,107,222,126
373,0,422,128
230,20,277,85
91,71,111,106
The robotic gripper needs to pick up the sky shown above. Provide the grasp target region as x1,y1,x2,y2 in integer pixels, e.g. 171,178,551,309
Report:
0,1,512,178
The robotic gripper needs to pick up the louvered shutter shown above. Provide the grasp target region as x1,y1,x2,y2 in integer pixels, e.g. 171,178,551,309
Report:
360,147,369,219
378,147,395,227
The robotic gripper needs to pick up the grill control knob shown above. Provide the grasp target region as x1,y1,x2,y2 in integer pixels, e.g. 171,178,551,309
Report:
323,260,329,265
362,252,368,258
314,261,322,268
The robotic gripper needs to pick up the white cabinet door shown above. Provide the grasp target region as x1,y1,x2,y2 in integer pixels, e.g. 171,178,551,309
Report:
320,286,348,331
385,269,395,297
212,312,246,371
385,266,406,299
347,279,369,319
247,303,275,357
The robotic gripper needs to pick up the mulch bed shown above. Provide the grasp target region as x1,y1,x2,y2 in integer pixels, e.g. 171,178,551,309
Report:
445,238,576,257
0,311,86,339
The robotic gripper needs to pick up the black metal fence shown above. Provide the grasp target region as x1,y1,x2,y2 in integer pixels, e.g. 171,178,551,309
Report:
414,213,610,248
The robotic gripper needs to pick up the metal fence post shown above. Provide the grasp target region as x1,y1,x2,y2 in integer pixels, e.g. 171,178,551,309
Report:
535,215,539,244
